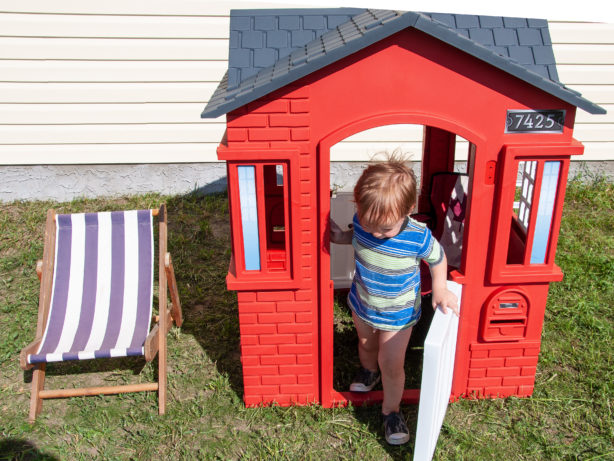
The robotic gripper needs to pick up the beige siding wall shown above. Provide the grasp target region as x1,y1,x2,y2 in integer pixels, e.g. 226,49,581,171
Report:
550,22,614,160
0,1,611,165
0,0,274,164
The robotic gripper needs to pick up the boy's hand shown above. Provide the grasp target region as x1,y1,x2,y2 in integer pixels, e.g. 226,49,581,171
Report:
429,252,459,316
432,288,459,316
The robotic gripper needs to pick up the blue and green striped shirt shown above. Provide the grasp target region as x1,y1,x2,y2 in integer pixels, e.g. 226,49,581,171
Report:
348,214,444,331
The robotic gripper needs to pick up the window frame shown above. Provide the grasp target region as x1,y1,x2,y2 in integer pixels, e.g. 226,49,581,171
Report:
219,147,302,290
488,142,582,284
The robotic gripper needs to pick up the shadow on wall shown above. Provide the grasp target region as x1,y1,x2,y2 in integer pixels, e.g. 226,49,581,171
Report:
0,164,229,203
191,177,228,196
1,161,609,203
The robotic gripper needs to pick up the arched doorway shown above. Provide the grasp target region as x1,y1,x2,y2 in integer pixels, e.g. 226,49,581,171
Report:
317,114,480,407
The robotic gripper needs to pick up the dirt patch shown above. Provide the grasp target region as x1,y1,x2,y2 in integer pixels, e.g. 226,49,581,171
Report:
210,216,231,241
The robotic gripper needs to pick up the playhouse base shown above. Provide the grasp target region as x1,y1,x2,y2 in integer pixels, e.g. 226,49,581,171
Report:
332,389,421,407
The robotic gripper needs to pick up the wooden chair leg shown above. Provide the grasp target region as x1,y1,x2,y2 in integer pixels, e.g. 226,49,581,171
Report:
158,204,169,415
158,341,167,415
28,363,46,423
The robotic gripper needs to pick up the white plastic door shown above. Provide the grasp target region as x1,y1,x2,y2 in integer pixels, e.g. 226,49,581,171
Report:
413,281,462,461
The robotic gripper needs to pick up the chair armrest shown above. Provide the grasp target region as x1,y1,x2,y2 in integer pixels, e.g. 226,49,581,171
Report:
144,310,173,362
144,324,159,362
36,260,43,281
20,338,42,370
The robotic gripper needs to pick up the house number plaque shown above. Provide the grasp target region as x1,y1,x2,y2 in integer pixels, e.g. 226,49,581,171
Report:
505,110,565,133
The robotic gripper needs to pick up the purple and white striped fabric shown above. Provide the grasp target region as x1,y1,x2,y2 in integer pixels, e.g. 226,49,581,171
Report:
28,210,154,364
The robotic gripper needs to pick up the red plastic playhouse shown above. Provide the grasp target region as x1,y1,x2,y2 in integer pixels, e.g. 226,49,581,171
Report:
201,9,605,408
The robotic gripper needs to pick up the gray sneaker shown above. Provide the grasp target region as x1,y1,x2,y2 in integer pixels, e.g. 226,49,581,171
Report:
383,411,410,445
349,367,381,392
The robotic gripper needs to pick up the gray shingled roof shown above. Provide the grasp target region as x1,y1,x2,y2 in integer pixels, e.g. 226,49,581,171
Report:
201,9,605,118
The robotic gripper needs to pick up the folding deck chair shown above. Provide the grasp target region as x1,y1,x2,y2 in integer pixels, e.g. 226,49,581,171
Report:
20,205,182,422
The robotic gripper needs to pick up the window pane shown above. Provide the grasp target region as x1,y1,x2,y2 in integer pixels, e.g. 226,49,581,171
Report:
276,164,284,186
530,161,561,264
238,166,261,271
517,161,537,234
507,160,537,264
263,164,288,271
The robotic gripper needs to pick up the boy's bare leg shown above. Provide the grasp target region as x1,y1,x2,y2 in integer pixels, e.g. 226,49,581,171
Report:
378,327,413,415
352,312,379,372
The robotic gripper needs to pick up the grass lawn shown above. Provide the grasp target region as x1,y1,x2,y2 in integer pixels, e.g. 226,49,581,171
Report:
0,178,612,460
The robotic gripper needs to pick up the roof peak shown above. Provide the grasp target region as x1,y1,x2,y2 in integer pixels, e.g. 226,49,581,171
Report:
202,8,605,117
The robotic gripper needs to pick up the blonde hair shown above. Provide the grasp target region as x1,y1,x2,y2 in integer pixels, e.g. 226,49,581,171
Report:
354,152,417,229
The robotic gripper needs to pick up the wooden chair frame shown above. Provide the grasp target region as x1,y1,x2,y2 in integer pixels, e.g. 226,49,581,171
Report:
19,204,182,423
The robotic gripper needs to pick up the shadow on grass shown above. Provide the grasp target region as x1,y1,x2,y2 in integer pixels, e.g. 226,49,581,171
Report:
162,189,442,448
22,356,147,384
332,291,435,391
351,404,419,460
165,192,244,399
0,438,59,461
333,292,437,458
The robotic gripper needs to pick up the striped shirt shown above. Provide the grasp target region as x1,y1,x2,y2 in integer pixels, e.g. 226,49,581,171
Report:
348,214,444,331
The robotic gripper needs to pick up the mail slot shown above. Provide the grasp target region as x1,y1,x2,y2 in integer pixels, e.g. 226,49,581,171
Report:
481,287,529,342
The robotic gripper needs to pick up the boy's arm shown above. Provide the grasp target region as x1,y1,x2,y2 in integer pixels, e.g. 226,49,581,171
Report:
330,219,353,244
429,252,459,316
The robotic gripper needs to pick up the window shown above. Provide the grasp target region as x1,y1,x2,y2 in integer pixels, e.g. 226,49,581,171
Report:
506,160,561,266
235,162,290,274
237,166,260,270
490,143,581,284
219,148,301,289
531,161,561,264
262,163,289,271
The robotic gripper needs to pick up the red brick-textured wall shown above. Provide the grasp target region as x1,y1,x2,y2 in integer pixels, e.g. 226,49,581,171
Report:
466,341,540,398
226,86,311,148
225,86,320,406
236,290,318,406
